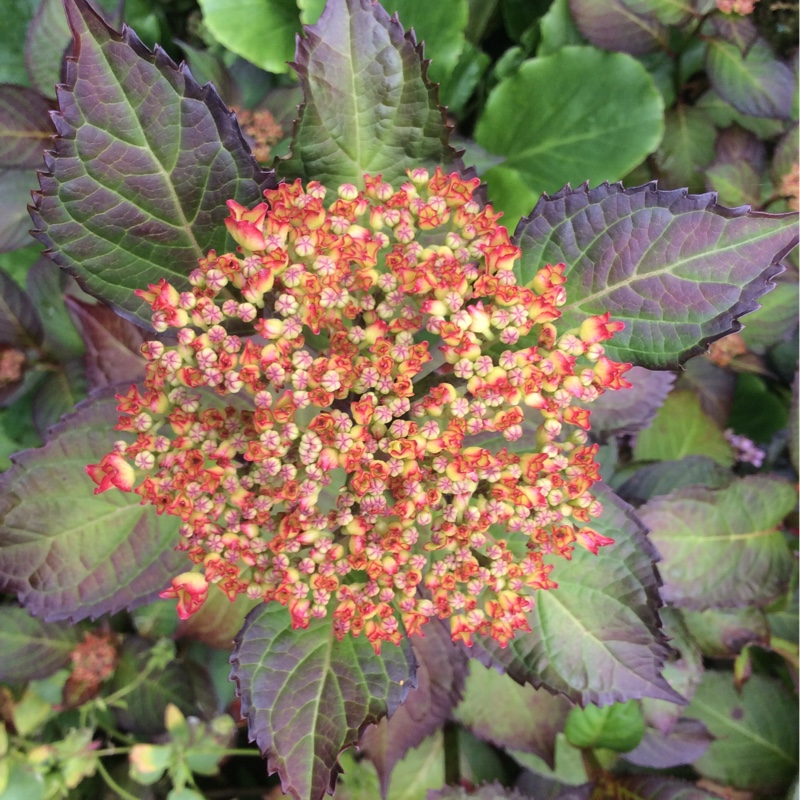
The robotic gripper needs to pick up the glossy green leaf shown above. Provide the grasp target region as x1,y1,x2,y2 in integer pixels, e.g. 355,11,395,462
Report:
0,606,80,682
634,390,734,466
32,0,272,327
198,0,301,74
380,0,469,108
472,485,679,706
279,0,457,189
639,476,796,610
514,183,798,368
476,46,664,223
565,699,645,752
0,392,184,621
230,603,416,800
706,35,795,120
0,0,40,86
686,671,798,792
537,0,586,57
454,661,571,768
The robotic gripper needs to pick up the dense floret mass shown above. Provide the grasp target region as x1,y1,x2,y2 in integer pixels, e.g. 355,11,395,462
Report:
87,169,631,652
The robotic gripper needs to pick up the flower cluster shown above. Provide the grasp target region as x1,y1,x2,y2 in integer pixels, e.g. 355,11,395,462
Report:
87,169,631,652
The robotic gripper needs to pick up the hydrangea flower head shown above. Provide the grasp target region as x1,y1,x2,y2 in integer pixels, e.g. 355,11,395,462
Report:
87,168,631,652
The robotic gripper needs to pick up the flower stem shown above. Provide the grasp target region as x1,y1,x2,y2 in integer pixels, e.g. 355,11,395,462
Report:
95,759,141,800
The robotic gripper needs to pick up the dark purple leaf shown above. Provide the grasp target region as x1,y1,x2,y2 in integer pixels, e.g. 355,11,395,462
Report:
361,620,467,796
279,0,458,189
427,784,531,800
230,603,416,800
0,266,43,348
612,774,725,799
713,125,766,173
0,389,184,621
706,35,795,120
707,13,758,54
514,182,798,368
0,605,81,682
454,661,571,769
0,168,38,253
581,366,675,440
681,606,769,658
625,718,713,770
471,485,680,706
65,297,147,389
640,476,796,611
31,0,273,328
569,0,666,55
0,85,54,168
615,456,732,507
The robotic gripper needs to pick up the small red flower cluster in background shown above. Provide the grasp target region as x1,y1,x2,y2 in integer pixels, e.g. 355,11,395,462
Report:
87,168,631,652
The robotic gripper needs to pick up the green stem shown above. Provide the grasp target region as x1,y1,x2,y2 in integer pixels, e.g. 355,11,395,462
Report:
95,759,141,800
443,721,460,786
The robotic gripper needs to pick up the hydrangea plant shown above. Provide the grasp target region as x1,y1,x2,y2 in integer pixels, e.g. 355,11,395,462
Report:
0,0,795,798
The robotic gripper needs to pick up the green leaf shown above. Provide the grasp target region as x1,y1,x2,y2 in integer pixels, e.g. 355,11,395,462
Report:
472,485,680,706
0,606,80,682
0,0,40,87
639,476,796,610
564,699,645,752
537,0,586,57
681,607,769,657
380,0,469,109
739,273,799,352
23,0,71,98
475,46,664,223
705,161,762,207
111,638,204,735
0,168,39,253
654,105,716,192
514,182,798,368
686,671,798,793
728,372,789,444
279,0,458,189
32,0,272,327
615,455,732,507
198,0,301,74
706,35,796,120
696,88,786,139
230,603,416,800
454,661,571,768
634,390,735,466
0,391,184,621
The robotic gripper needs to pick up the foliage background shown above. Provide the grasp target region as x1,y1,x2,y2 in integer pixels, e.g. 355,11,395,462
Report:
0,0,796,799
